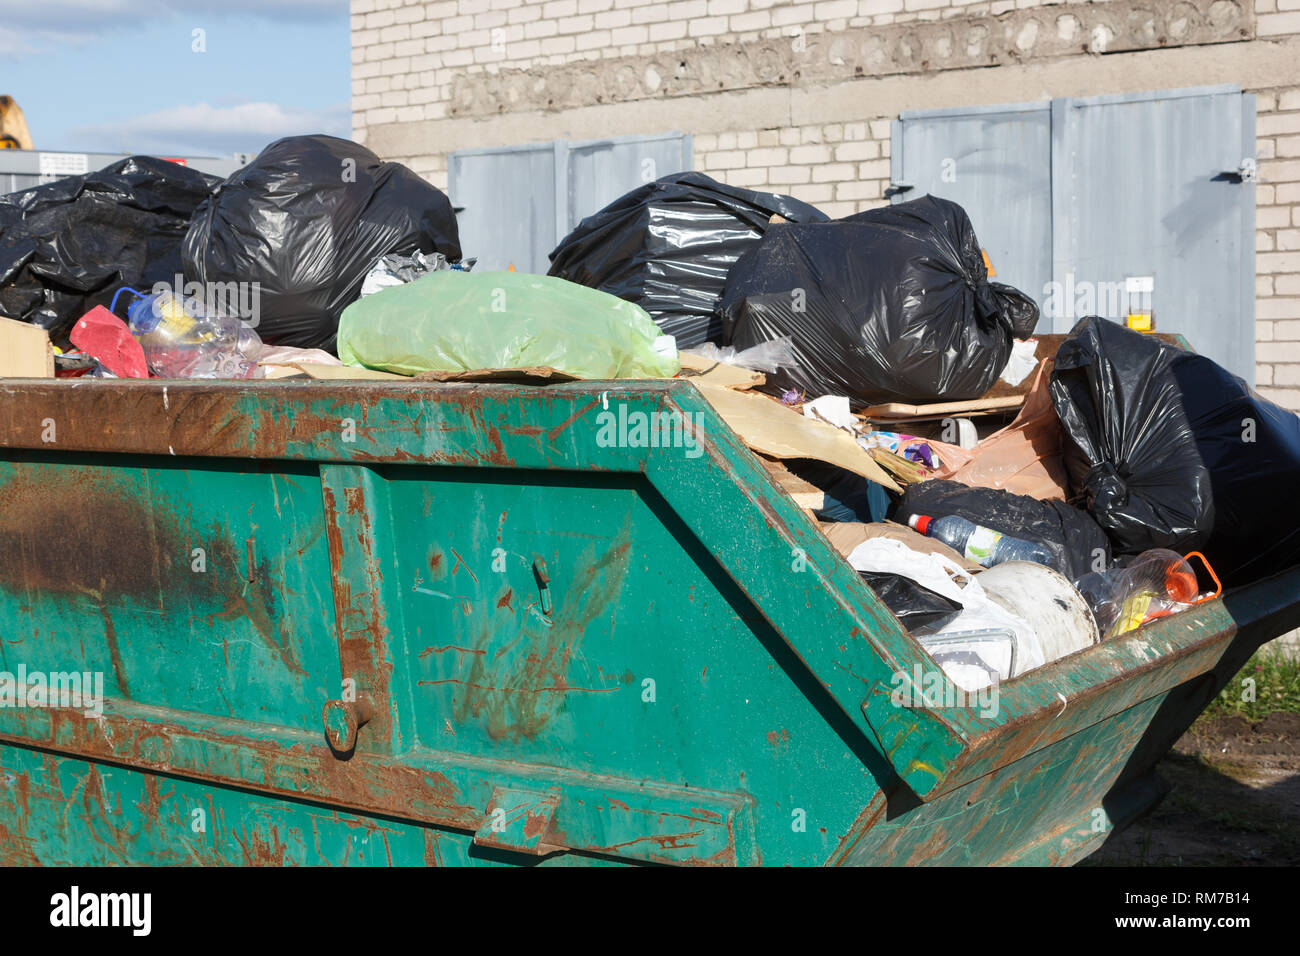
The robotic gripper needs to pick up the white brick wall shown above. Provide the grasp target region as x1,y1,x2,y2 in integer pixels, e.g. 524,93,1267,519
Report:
691,118,892,217
1256,87,1300,411
354,1,1300,407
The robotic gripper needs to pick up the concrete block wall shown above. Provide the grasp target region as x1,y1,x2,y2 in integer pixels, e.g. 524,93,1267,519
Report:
351,0,1116,134
353,0,1300,410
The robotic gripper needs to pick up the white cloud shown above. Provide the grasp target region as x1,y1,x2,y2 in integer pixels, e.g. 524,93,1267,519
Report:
67,100,351,157
0,0,345,26
0,0,346,55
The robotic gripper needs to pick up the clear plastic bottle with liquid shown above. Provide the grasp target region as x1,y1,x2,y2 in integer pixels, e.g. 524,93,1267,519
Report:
907,513,1054,568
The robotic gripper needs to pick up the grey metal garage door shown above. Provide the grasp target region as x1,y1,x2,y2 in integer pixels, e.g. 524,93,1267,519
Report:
893,85,1257,382
449,132,692,275
891,101,1053,334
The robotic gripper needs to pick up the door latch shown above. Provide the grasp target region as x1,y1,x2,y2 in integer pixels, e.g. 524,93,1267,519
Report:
322,696,373,754
532,557,552,617
1217,158,1257,183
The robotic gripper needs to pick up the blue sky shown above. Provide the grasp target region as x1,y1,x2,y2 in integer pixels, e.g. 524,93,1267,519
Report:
2,0,351,158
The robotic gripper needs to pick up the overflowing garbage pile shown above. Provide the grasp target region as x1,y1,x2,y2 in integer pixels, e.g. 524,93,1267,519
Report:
338,270,680,380
0,156,219,340
746,311,1300,691
183,134,461,351
2,151,1297,695
0,136,467,380
548,171,827,348
1050,316,1300,589
720,195,1041,405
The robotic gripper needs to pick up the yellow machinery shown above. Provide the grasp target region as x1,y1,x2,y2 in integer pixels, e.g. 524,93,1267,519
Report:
0,96,33,150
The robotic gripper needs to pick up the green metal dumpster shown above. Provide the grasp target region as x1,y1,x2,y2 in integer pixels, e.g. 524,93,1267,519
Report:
0,376,1296,866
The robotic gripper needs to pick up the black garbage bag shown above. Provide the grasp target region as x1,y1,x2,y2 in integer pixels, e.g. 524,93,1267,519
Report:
547,171,827,348
890,479,1110,582
0,156,219,343
1049,316,1300,587
182,135,460,351
719,195,1039,406
859,570,963,631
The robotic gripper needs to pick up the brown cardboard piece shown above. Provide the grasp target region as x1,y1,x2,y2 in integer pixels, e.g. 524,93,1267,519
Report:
759,456,829,514
0,317,55,378
860,394,1024,420
699,383,901,492
297,354,755,389
677,351,765,390
297,364,411,381
931,358,1071,500
415,366,583,384
820,519,980,570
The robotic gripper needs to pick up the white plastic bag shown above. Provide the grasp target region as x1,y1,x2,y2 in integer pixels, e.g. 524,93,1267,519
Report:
846,537,1044,690
686,336,795,373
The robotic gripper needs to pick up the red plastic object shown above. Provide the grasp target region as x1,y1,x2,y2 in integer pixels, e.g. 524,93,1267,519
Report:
69,306,149,378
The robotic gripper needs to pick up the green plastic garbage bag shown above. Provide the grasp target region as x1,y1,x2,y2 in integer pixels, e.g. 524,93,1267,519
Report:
337,270,681,378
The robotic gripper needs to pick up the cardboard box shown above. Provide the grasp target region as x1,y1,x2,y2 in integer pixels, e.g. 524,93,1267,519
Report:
0,316,55,378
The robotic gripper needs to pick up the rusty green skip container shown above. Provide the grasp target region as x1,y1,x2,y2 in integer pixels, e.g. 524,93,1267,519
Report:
0,375,1297,867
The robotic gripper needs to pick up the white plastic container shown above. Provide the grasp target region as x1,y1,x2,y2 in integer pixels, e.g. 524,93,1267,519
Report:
976,561,1100,667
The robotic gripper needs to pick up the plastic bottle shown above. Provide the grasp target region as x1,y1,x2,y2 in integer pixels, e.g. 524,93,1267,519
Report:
907,513,1054,568
116,288,263,379
1073,549,1205,639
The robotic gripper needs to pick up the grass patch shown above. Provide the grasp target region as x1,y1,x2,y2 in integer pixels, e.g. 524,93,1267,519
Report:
1202,645,1300,722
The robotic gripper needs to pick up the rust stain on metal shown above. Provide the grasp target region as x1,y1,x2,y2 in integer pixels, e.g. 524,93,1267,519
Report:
135,774,173,821
0,705,477,831
14,768,32,818
418,679,618,694
234,822,288,865
596,801,728,828
599,831,703,854
322,478,397,751
418,645,486,659
522,809,552,841
80,763,132,863
207,587,303,676
0,468,303,684
343,486,367,516
423,829,445,866
439,526,634,740
0,821,41,865
0,380,680,467
546,398,602,443
495,588,513,611
449,548,478,584
97,596,130,697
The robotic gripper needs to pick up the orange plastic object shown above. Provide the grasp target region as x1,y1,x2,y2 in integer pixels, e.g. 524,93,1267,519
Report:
1181,551,1222,605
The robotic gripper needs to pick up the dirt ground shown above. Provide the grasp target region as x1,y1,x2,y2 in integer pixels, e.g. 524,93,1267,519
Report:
1085,712,1300,866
